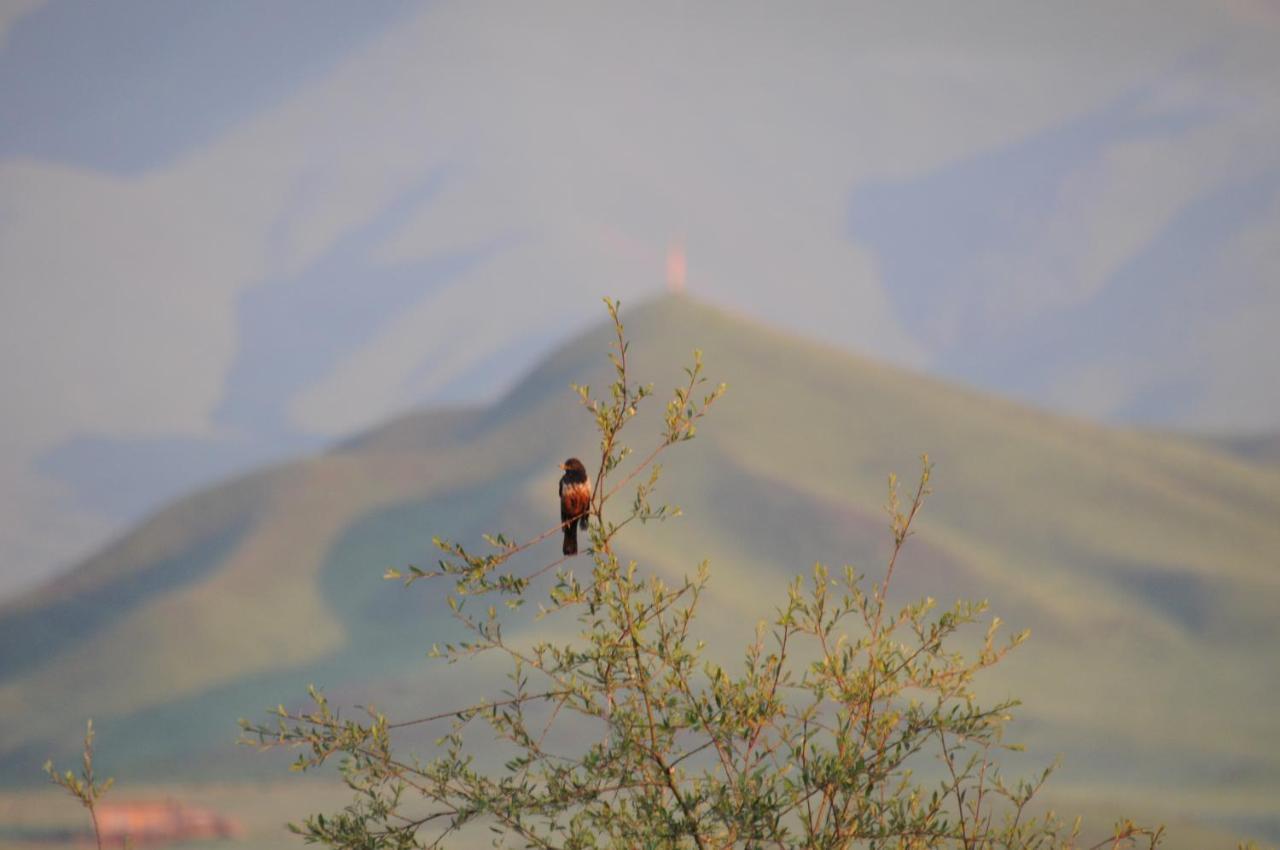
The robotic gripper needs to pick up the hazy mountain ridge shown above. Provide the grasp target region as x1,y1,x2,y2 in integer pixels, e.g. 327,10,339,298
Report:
2,296,1278,843
1198,430,1280,466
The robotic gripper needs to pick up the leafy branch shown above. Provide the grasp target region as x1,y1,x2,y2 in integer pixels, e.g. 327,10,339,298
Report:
44,720,114,850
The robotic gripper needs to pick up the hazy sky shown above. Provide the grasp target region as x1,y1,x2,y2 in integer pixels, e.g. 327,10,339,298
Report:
2,1,1278,599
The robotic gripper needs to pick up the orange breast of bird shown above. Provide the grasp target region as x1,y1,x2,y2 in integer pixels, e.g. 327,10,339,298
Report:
561,482,591,519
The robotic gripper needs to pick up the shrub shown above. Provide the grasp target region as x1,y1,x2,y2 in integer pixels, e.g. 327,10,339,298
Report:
242,298,1162,850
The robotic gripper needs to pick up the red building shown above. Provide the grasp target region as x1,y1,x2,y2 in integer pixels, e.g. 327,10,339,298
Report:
90,800,240,846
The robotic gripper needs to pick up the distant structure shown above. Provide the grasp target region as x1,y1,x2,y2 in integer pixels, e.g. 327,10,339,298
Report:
666,240,687,295
91,800,241,846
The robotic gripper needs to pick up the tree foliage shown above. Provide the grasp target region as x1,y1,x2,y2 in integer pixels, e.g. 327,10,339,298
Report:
242,298,1162,850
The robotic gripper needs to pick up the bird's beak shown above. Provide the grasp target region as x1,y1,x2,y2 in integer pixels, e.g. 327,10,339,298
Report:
557,464,567,470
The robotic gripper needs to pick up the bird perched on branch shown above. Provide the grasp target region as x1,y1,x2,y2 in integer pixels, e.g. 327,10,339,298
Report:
558,458,591,555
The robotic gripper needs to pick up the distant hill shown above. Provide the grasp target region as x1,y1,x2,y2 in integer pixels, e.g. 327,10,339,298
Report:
1197,431,1280,466
3,296,1278,844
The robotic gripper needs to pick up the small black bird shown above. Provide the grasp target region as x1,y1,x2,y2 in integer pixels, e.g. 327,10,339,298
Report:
558,458,591,555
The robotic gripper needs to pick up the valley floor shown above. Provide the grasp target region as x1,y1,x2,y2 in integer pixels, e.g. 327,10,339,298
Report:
0,779,1272,850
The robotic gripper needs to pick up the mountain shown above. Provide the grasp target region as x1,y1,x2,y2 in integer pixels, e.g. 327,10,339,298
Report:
1199,431,1280,467
2,296,1278,844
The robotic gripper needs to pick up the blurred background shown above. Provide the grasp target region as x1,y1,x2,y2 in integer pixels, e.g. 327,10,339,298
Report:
4,0,1278,602
1,2,1278,848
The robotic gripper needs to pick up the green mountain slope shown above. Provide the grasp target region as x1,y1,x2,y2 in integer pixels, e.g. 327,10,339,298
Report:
3,296,1278,842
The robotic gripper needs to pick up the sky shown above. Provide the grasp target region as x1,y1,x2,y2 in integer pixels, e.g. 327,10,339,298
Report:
1,1,1278,600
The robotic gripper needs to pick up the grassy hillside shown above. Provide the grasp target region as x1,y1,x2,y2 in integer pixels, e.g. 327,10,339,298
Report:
3,296,1278,845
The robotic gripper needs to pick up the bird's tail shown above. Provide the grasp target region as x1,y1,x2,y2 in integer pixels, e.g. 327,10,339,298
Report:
563,523,578,556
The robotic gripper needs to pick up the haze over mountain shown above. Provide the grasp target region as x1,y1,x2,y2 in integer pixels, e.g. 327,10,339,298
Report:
3,298,1277,844
3,2,1280,603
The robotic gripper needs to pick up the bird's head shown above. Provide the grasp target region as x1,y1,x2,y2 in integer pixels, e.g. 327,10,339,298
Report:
559,457,588,479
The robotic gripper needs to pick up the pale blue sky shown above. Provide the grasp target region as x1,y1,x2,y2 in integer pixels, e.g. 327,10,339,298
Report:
1,1,1278,599
0,0,414,170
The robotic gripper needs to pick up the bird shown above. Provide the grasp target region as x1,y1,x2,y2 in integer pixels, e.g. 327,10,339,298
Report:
558,458,591,555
